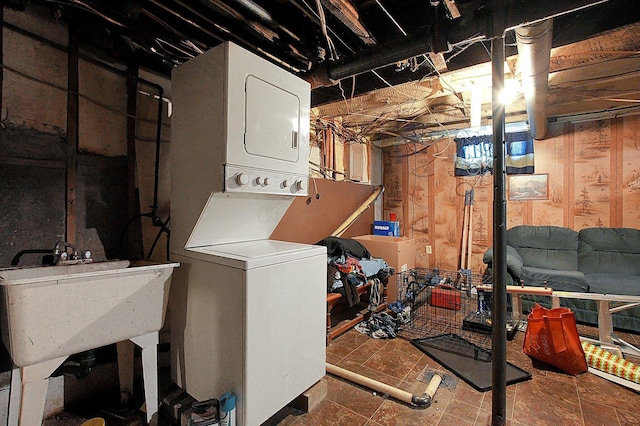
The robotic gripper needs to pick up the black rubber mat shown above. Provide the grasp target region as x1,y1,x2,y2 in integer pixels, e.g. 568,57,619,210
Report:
411,334,532,392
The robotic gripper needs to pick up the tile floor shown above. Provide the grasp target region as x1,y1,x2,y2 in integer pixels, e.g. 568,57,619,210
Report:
45,323,640,426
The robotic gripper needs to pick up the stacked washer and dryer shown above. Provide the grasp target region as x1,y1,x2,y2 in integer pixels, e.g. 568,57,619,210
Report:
169,42,326,425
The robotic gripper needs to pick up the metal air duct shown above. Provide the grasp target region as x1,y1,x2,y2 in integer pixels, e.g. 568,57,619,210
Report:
516,19,553,139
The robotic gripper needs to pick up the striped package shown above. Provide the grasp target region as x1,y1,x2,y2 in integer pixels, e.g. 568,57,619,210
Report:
581,341,640,384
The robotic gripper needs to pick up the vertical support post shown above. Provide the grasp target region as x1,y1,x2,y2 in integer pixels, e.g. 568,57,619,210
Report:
116,340,135,405
597,300,613,343
66,26,79,244
491,35,507,426
1,5,4,122
130,332,160,424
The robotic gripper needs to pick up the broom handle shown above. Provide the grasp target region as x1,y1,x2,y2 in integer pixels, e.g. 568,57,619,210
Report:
466,189,474,270
460,190,470,270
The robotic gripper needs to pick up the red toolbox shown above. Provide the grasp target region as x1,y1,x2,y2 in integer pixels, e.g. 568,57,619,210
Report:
430,284,461,310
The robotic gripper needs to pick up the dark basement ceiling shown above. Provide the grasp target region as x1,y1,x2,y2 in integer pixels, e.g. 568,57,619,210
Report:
6,0,640,108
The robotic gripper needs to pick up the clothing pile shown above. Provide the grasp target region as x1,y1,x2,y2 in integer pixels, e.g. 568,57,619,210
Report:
317,236,394,307
355,312,403,339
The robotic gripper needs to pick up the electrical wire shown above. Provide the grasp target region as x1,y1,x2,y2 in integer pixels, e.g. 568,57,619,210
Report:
44,0,128,28
314,0,338,60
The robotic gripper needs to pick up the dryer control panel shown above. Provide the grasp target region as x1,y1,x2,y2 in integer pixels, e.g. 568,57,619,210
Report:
224,164,307,196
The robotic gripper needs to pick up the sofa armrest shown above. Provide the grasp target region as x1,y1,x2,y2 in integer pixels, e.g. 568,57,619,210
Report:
483,245,524,278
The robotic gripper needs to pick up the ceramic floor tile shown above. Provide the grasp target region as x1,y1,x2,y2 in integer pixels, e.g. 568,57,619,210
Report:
369,398,442,426
512,376,583,425
480,390,515,420
329,329,371,351
407,354,432,378
324,375,385,419
326,342,356,360
581,399,621,426
345,337,389,365
475,415,524,426
439,413,475,425
576,369,639,411
452,380,486,409
291,399,369,426
443,397,482,424
362,337,424,381
616,408,640,425
326,350,346,365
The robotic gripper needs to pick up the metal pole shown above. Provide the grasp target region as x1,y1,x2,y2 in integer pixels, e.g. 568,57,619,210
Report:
491,35,507,426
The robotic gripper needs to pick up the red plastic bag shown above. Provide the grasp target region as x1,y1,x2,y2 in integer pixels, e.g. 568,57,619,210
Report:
523,304,588,375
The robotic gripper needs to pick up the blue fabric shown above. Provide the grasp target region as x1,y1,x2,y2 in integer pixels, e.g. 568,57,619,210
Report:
505,131,534,174
454,134,493,176
359,258,390,278
454,131,534,176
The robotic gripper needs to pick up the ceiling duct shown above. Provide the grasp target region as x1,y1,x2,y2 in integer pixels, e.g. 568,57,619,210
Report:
516,19,553,139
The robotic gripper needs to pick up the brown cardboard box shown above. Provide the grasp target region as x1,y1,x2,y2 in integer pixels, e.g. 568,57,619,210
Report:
352,235,416,303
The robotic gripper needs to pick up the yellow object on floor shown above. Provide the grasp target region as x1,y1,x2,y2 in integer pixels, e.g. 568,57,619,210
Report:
80,418,105,426
582,341,640,383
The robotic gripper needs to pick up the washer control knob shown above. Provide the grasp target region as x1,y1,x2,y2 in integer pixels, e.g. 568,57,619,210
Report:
282,179,289,188
293,180,305,192
235,172,249,186
263,177,270,186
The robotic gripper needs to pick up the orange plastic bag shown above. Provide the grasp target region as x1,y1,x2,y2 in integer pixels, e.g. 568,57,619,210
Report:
523,304,588,375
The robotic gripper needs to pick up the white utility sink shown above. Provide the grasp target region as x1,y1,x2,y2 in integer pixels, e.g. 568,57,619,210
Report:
0,260,179,426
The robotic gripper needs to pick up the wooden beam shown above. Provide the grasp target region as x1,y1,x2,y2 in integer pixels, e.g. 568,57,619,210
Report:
66,29,79,245
550,22,640,72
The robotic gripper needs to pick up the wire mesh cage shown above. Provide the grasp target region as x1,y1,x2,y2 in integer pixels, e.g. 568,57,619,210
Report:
392,267,495,361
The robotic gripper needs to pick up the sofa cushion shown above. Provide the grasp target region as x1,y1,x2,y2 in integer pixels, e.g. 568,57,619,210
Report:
520,266,587,292
584,273,640,296
507,225,579,271
578,227,640,275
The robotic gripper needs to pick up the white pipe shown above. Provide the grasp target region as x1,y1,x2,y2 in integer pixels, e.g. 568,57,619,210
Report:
326,363,441,407
516,19,553,140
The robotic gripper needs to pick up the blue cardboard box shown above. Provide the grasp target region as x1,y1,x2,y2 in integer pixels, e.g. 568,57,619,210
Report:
373,220,400,236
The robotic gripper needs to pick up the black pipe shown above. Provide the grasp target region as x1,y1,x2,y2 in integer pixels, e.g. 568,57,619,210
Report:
308,0,609,87
10,249,54,266
491,35,507,426
308,29,439,87
130,76,164,215
125,75,170,260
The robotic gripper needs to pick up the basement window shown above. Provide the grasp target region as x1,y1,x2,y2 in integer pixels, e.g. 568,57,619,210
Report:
454,131,534,176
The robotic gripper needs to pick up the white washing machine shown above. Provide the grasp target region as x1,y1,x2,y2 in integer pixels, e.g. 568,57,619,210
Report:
171,240,325,425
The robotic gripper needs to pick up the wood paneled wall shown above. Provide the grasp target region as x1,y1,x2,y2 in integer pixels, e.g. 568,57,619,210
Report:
383,117,640,274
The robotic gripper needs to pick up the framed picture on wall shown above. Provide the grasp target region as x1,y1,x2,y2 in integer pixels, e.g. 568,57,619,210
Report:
508,174,548,200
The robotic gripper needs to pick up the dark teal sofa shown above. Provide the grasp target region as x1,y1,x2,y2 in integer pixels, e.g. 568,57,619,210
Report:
483,225,640,333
